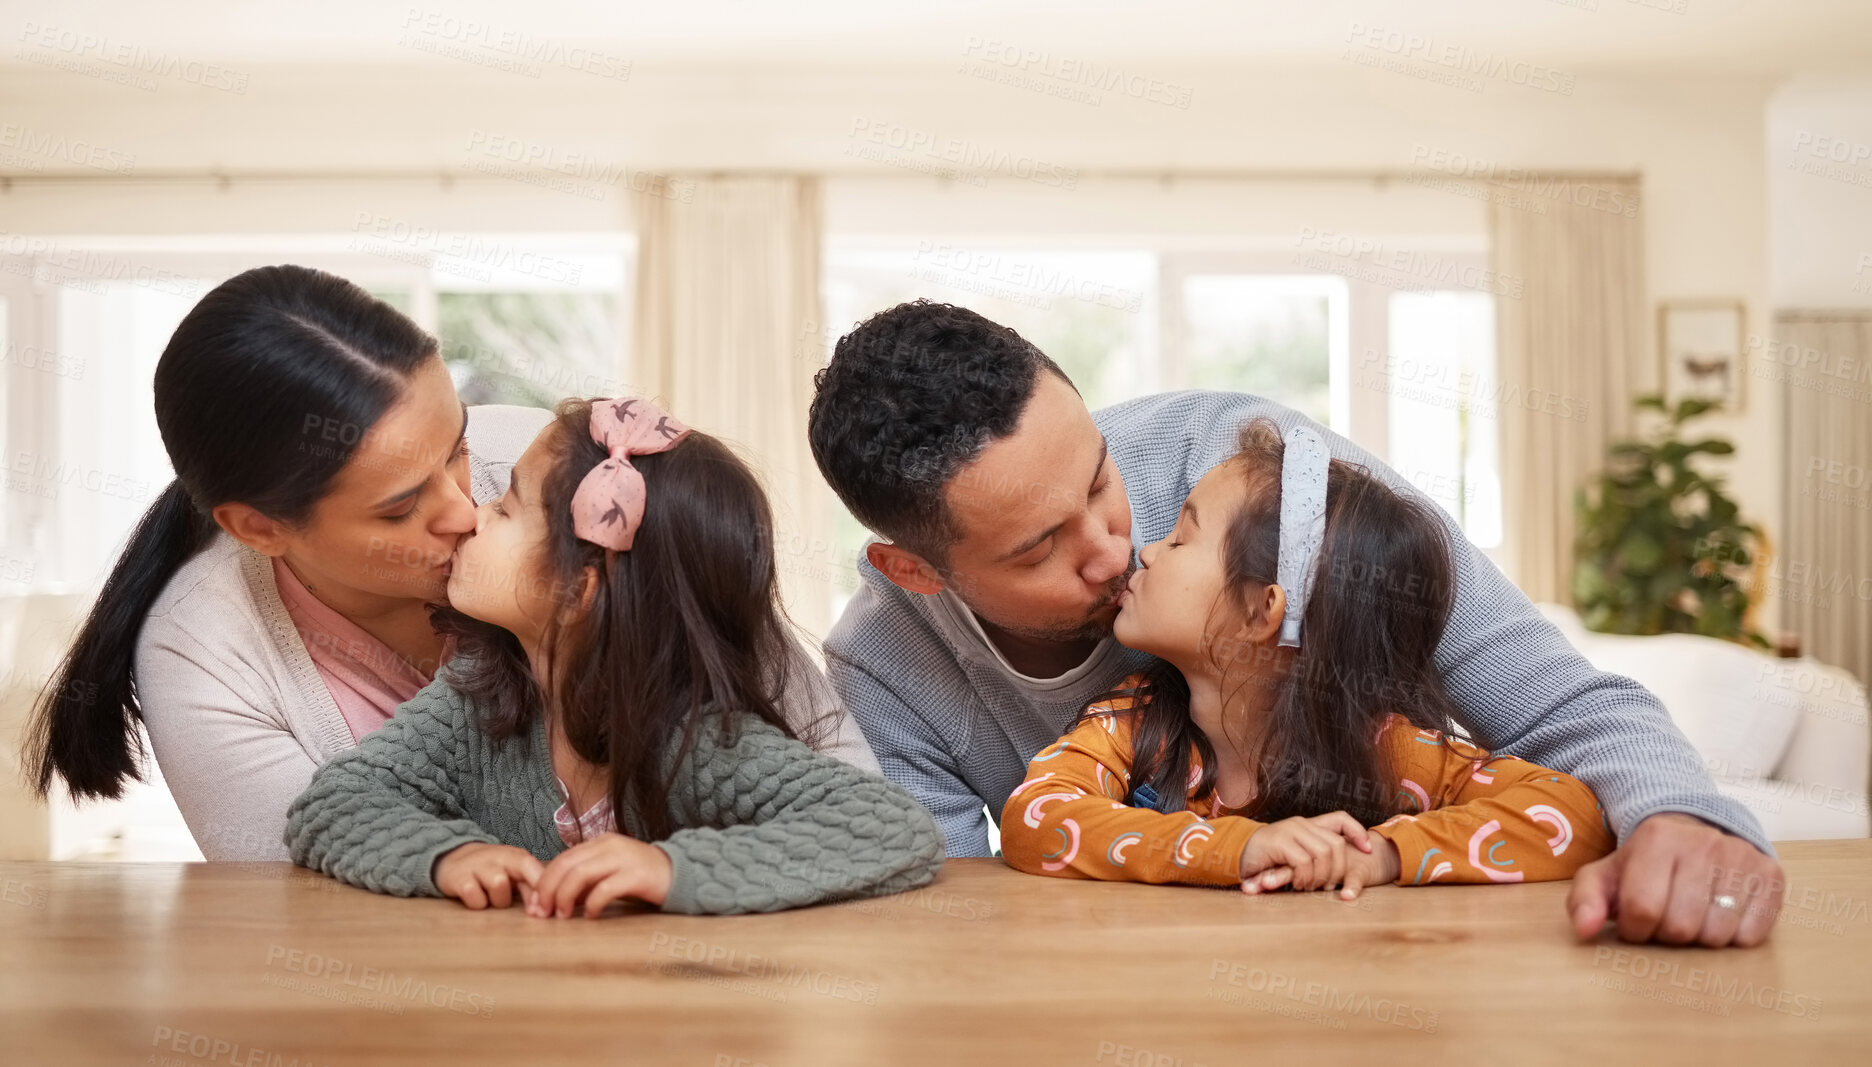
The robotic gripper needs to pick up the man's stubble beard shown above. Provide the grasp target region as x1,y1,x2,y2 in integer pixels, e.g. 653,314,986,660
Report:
956,555,1138,645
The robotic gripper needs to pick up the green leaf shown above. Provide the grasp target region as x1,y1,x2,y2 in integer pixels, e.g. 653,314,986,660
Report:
1569,393,1763,645
1620,533,1664,574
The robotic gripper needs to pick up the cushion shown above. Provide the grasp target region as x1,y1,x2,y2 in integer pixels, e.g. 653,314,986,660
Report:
1534,604,1803,784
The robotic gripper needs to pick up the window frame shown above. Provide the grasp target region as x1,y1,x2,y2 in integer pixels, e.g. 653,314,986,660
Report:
0,237,632,595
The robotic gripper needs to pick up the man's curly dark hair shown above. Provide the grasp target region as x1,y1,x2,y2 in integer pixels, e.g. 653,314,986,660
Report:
808,300,1071,567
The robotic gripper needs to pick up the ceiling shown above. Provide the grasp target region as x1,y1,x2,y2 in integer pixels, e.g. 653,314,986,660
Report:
10,0,1872,73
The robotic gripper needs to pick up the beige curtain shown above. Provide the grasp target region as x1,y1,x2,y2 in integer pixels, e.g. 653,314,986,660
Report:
631,176,832,639
1774,313,1872,690
1488,178,1648,603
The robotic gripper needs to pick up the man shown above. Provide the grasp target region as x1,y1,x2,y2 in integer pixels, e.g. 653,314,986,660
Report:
809,300,1783,948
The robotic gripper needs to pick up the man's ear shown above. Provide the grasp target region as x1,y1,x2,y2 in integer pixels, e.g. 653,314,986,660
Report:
866,542,946,596
211,501,292,557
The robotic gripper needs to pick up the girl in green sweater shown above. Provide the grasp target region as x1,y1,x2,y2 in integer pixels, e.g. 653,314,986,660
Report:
286,397,943,917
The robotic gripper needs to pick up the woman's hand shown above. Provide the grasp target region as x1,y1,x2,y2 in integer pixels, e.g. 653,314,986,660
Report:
1238,812,1374,896
433,843,544,910
529,833,674,919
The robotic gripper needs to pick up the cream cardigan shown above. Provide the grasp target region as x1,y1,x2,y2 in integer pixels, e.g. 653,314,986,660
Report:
135,405,879,861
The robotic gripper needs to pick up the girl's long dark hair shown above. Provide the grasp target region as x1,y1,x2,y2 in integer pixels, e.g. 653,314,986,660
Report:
433,399,808,842
1097,419,1464,827
25,265,438,801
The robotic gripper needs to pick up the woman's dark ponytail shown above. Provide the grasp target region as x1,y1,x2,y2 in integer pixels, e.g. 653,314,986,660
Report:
26,481,215,798
25,264,436,801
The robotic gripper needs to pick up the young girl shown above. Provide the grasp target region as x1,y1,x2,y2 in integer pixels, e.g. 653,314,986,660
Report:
287,397,943,917
1000,419,1614,898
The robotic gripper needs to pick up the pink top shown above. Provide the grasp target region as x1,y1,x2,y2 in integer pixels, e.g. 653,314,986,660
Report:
553,778,618,847
271,557,454,743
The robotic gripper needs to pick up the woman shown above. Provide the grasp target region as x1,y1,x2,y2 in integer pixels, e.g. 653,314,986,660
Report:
25,265,874,860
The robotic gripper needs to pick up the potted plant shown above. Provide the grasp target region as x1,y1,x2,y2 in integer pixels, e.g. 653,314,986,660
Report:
1572,394,1768,647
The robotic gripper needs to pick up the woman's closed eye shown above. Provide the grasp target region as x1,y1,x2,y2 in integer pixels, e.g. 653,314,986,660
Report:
385,441,471,524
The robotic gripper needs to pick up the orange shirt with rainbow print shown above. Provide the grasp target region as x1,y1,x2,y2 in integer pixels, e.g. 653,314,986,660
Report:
999,672,1617,887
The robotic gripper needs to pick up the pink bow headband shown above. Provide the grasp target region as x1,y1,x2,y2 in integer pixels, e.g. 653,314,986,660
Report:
570,397,691,552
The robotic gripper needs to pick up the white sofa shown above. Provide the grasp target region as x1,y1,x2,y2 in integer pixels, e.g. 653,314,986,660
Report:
1538,603,1869,841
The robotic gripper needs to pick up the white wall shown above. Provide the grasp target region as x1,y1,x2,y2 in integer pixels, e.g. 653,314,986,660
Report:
1768,79,1872,310
0,58,1785,617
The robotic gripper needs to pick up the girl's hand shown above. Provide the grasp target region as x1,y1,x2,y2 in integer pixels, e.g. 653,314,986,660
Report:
1346,834,1401,894
530,833,674,919
1238,812,1373,894
1254,833,1404,901
433,843,544,910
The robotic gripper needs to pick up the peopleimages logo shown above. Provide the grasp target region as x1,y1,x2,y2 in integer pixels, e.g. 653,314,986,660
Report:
1207,959,1439,1032
0,121,136,173
846,119,1080,190
350,213,586,286
149,1026,335,1067
1293,228,1527,298
911,243,1146,313
1407,144,1639,218
0,235,205,297
648,933,881,1005
959,37,1194,109
1591,946,1823,1019
263,945,495,1017
400,8,632,80
461,130,695,203
16,22,251,93
1343,24,1576,96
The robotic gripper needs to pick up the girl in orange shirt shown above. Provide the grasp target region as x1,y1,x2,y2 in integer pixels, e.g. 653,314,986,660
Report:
1000,419,1615,898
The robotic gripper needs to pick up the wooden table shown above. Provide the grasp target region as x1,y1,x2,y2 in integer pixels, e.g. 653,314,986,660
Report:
3,841,1866,1066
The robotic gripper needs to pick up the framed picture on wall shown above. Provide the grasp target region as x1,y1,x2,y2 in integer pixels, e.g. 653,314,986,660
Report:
1658,299,1746,412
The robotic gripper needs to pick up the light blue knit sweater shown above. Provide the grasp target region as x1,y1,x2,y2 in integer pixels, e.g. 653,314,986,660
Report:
824,389,1772,858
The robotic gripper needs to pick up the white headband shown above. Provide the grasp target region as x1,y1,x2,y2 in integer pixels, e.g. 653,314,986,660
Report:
1275,425,1330,648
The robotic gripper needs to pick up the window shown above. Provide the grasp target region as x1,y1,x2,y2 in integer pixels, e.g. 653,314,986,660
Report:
3,237,631,593
1174,273,1343,427
46,281,191,590
815,240,1501,623
1384,290,1503,548
822,246,1156,411
428,244,631,408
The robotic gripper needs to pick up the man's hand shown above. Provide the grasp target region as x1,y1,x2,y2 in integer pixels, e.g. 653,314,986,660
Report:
1566,813,1784,947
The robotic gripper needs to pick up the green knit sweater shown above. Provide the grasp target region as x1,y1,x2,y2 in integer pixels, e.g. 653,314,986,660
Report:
283,675,944,914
